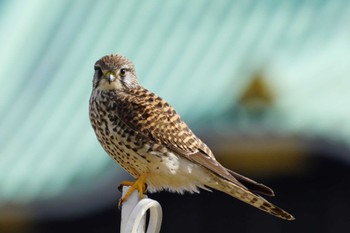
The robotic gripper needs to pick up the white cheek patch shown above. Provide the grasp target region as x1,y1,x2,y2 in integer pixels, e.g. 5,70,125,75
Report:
122,74,134,88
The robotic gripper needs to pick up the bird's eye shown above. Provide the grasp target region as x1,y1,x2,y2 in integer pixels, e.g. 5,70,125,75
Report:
120,68,127,77
94,66,103,77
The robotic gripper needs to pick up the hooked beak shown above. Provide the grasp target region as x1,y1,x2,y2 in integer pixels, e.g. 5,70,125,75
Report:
106,73,116,83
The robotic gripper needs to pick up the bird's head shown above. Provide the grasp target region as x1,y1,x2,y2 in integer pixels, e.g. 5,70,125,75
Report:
92,54,139,91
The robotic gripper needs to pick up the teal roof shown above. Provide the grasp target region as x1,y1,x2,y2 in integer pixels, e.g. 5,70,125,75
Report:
0,0,349,209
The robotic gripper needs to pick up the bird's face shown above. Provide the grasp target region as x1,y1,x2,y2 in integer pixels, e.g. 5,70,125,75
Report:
92,54,139,91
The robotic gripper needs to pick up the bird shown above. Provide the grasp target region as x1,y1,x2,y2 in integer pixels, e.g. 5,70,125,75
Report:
89,54,295,221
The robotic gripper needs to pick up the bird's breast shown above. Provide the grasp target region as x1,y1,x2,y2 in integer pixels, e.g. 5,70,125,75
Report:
89,91,211,193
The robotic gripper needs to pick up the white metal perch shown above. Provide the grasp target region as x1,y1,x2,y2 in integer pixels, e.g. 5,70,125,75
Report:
120,186,162,233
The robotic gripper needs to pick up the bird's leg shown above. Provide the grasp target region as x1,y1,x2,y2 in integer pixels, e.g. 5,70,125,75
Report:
118,174,147,207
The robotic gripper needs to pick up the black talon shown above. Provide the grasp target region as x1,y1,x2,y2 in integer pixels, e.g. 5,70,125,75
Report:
144,183,148,193
118,198,123,210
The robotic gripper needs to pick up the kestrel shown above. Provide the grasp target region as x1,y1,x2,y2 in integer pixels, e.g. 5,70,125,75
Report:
89,54,294,220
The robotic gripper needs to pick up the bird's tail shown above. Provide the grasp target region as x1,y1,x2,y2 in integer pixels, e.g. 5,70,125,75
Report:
206,175,295,221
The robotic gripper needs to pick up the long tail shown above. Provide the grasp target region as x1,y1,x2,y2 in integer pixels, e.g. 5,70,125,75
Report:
206,175,295,220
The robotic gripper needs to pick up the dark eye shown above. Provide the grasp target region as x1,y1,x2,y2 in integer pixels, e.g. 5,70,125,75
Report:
94,66,103,77
120,68,127,77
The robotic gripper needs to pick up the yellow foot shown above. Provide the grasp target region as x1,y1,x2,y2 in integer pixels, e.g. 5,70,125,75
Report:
118,175,147,207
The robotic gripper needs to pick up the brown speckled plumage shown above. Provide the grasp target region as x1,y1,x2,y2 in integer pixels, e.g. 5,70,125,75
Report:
89,54,294,220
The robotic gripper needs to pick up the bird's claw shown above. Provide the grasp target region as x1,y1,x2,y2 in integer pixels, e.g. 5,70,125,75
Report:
117,175,148,209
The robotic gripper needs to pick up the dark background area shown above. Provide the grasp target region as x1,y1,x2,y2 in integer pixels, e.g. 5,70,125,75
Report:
7,147,348,233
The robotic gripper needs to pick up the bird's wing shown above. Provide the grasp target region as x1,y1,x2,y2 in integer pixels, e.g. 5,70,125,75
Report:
113,88,273,196
225,168,274,196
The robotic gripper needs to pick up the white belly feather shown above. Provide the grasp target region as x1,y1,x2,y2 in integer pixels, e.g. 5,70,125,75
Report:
145,151,212,194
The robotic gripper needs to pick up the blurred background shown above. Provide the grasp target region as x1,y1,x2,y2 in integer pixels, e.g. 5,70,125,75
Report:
1,0,350,232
